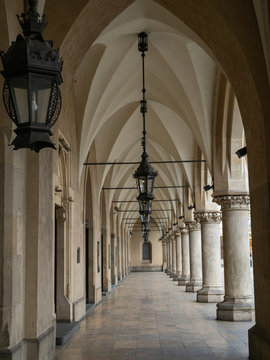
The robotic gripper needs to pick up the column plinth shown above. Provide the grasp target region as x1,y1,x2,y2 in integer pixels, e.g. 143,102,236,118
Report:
185,222,202,292
195,211,224,303
213,194,253,321
178,228,190,286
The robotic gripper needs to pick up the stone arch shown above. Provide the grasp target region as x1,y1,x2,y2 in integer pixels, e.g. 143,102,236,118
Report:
212,71,249,193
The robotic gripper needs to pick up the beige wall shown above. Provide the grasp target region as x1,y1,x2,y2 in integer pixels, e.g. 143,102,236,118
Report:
129,231,162,267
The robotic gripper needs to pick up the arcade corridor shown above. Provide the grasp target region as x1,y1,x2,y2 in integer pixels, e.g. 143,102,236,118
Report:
56,272,253,360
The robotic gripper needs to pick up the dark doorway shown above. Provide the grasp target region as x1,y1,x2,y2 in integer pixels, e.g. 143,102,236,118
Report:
101,234,104,292
85,226,89,303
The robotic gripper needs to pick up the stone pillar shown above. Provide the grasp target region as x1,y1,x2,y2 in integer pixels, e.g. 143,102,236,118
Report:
178,228,190,285
195,212,224,302
213,194,253,321
175,231,182,280
170,236,177,278
165,239,170,273
110,234,117,286
186,222,202,292
162,240,167,272
167,238,172,275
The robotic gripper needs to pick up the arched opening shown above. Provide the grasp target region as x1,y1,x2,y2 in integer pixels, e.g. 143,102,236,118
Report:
142,241,152,262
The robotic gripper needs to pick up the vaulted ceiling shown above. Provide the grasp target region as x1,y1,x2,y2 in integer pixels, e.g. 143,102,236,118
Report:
70,0,218,230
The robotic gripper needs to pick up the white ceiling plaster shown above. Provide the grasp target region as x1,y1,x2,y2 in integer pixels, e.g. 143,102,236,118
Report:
75,0,218,229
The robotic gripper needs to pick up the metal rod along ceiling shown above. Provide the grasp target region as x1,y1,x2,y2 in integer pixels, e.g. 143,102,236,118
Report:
84,160,206,165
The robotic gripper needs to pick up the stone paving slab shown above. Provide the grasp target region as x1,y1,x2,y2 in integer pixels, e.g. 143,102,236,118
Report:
55,272,254,360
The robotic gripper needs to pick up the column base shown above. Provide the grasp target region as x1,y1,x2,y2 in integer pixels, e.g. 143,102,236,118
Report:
173,274,179,281
197,286,224,303
0,326,55,360
248,324,270,360
186,279,202,292
178,275,189,286
169,272,176,278
217,296,254,321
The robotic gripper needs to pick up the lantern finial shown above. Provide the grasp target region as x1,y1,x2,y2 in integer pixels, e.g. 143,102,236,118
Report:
17,0,47,37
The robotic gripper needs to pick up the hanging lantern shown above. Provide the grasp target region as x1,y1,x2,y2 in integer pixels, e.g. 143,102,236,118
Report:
0,0,63,152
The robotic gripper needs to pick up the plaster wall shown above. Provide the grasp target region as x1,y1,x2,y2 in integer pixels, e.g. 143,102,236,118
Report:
129,231,162,268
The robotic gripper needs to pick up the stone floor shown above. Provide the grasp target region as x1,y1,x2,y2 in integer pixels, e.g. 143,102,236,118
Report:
55,272,254,360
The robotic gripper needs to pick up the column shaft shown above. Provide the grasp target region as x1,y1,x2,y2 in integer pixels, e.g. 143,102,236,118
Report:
170,236,176,278
214,194,253,321
186,222,202,292
175,232,182,280
178,228,190,285
195,212,224,302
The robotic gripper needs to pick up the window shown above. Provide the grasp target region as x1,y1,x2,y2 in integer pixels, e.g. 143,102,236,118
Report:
143,242,151,260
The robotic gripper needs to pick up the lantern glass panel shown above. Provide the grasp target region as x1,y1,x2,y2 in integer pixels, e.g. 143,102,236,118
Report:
141,213,150,223
29,75,52,124
148,176,155,193
138,176,147,194
139,198,152,214
9,76,29,124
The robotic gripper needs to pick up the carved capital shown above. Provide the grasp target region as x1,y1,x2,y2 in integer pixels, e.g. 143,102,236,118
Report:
195,211,222,224
213,194,250,210
186,221,201,231
174,231,181,237
179,227,188,234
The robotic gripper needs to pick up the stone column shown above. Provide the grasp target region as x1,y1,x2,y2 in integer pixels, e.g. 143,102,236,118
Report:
178,228,190,285
195,212,224,302
186,222,202,292
213,194,253,321
165,239,168,273
162,240,167,272
170,236,177,278
167,238,172,275
175,231,182,280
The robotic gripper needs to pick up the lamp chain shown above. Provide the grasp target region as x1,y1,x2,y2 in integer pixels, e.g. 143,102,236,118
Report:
141,47,146,153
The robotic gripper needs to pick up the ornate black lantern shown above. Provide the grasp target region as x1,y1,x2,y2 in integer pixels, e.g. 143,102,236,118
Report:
140,212,150,224
0,0,63,152
133,32,157,225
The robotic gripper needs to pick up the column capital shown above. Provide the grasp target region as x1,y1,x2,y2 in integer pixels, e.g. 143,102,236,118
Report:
179,226,188,234
194,211,222,224
213,194,250,210
174,230,181,237
186,221,201,231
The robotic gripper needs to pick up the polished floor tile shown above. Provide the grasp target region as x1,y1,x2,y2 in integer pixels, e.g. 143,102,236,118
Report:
55,272,254,360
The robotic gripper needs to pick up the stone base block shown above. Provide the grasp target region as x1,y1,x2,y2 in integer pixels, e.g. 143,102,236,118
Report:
178,276,189,286
173,275,179,281
217,297,254,321
186,280,202,293
248,325,270,360
197,286,224,303
0,326,56,360
169,273,175,278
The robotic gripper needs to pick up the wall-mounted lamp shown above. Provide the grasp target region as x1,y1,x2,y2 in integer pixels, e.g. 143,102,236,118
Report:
114,206,119,212
203,184,214,191
178,215,184,220
235,146,247,158
173,222,177,226
187,205,195,210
